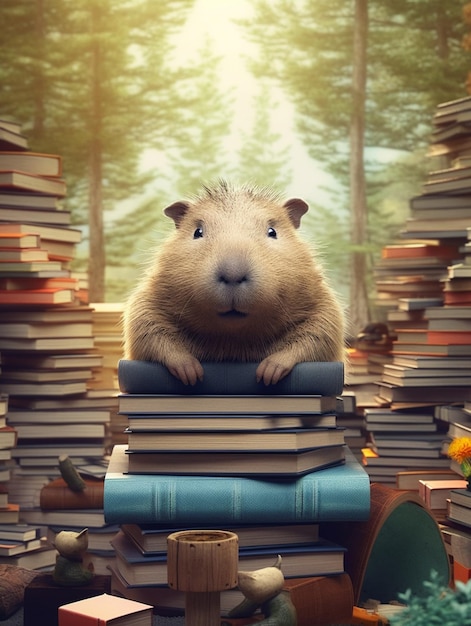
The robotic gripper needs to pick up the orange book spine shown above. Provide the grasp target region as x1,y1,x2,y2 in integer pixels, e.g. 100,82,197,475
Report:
454,560,471,584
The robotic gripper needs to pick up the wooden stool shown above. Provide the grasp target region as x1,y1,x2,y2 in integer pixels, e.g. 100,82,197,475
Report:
167,530,238,626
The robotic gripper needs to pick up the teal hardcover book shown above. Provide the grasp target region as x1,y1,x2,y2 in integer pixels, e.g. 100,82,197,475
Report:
104,445,370,525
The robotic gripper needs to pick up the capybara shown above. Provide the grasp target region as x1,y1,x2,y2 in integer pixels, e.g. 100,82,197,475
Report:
123,181,345,385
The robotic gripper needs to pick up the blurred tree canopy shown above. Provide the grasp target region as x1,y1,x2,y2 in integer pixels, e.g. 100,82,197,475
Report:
242,0,470,330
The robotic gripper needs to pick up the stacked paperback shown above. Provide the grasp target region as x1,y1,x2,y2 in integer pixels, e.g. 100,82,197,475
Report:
363,95,471,484
0,119,118,572
104,359,371,618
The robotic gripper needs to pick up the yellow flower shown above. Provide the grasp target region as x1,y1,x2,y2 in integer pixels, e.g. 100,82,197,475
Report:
448,437,471,465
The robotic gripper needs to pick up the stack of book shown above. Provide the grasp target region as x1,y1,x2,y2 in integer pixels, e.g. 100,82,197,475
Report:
88,302,122,451
0,121,121,571
0,522,56,571
361,406,450,486
103,359,371,618
40,476,118,577
364,95,471,486
441,485,471,583
373,241,455,316
0,390,20,524
0,365,57,570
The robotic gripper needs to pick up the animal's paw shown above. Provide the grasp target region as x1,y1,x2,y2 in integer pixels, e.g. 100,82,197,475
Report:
167,356,204,386
256,356,295,386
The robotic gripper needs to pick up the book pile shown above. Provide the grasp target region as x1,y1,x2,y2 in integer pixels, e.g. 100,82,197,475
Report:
0,120,119,569
0,374,57,570
0,521,57,571
103,359,371,620
362,405,451,486
88,302,122,451
436,483,471,585
363,95,471,485
0,390,20,524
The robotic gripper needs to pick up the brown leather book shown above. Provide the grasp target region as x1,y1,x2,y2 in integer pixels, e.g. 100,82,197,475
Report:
282,573,354,626
39,477,104,510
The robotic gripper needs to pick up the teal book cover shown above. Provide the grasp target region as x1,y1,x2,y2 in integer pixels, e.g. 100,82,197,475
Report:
104,444,370,525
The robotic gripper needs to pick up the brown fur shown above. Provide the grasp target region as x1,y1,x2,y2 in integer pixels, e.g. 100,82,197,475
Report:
123,181,345,385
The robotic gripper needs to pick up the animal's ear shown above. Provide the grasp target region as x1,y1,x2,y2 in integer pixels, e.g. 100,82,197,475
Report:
164,201,190,228
283,198,309,229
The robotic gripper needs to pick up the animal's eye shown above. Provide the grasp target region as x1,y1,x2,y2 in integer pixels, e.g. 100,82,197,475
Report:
267,227,277,239
193,227,204,239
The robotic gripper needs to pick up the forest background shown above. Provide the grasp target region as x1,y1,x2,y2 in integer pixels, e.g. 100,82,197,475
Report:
1,0,470,335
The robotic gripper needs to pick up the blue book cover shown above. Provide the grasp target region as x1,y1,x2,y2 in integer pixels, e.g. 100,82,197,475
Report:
104,445,370,525
118,360,344,397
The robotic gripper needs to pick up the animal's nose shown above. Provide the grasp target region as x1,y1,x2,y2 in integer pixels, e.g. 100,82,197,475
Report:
217,256,250,285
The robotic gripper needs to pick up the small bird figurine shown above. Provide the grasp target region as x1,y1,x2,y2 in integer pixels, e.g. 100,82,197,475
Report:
225,556,297,626
52,528,93,586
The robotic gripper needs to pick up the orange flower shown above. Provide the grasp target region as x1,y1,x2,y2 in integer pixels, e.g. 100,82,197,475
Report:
448,437,471,465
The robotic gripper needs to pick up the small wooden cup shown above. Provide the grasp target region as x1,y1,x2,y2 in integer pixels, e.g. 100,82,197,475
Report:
167,529,239,626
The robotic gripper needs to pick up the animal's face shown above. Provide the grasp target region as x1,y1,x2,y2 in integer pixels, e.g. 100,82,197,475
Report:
159,187,311,335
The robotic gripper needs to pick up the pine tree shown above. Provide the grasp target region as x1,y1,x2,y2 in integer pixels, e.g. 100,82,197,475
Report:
242,0,469,330
0,0,194,301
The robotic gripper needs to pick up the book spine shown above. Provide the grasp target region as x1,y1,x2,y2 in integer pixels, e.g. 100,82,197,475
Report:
117,360,345,396
40,486,104,510
104,451,370,525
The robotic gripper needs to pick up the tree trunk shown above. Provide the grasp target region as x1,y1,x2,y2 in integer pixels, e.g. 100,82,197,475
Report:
87,6,105,302
349,0,369,336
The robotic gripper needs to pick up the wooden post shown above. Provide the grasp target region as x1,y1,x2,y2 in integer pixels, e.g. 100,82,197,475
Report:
167,530,238,626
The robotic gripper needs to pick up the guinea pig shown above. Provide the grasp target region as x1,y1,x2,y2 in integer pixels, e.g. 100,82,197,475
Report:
123,180,345,385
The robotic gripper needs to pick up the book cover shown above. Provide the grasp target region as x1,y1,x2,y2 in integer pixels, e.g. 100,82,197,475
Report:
0,537,42,556
58,593,153,626
0,545,57,569
0,425,17,450
0,321,92,339
121,521,320,554
0,232,41,248
0,126,28,150
0,288,75,305
0,152,62,176
118,393,339,415
118,359,344,396
396,469,461,491
449,488,471,508
40,477,104,510
104,444,371,525
0,502,20,524
0,247,49,262
125,412,337,432
0,524,42,542
125,444,346,476
0,190,61,209
19,507,106,528
281,574,354,626
125,426,345,452
0,222,81,243
418,479,467,510
0,170,66,196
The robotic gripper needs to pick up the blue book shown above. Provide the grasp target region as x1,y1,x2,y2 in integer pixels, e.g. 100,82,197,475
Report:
118,360,344,396
104,445,370,525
